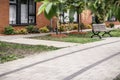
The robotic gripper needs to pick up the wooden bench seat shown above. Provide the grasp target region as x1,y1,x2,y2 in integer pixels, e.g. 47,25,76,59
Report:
91,24,114,39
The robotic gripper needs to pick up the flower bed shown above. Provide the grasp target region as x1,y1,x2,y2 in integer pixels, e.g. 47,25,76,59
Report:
50,34,67,38
69,31,87,35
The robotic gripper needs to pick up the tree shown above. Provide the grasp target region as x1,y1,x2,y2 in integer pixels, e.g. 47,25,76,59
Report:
89,0,120,23
36,0,90,33
65,0,90,32
111,0,120,21
35,0,67,34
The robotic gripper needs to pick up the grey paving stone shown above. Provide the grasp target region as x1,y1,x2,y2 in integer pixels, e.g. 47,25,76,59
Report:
0,37,120,80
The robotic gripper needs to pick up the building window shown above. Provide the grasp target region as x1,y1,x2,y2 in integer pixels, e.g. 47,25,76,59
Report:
9,0,36,25
59,10,78,24
107,16,117,22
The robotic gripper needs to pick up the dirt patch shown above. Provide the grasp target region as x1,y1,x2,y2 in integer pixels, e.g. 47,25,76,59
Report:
69,31,87,35
50,34,68,38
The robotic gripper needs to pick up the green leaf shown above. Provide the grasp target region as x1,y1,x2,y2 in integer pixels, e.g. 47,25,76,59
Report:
45,3,53,14
37,1,49,15
44,5,57,20
69,9,75,18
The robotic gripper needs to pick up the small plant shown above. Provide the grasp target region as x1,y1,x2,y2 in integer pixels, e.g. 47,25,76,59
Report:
26,25,40,33
39,26,49,33
4,25,14,35
80,23,85,29
15,29,28,34
0,53,20,63
58,26,65,32
84,24,92,29
26,25,34,33
109,23,114,28
32,27,40,33
73,24,78,30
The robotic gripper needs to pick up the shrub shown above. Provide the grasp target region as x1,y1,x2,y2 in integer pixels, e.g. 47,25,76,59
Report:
15,29,28,34
39,26,49,33
109,23,114,28
26,25,40,33
73,24,78,30
32,27,40,33
47,25,52,32
58,26,65,32
84,24,92,29
4,25,14,35
26,25,34,33
80,23,85,29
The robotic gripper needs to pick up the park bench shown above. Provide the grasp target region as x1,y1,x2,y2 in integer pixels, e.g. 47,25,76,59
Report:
91,24,114,39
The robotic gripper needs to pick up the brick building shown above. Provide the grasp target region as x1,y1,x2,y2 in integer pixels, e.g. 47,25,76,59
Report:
0,0,50,33
0,0,120,33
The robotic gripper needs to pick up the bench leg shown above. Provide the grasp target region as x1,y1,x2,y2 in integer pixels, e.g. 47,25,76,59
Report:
102,31,112,37
91,31,102,39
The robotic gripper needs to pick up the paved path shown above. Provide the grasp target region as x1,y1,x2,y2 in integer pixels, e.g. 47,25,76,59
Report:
0,37,120,80
0,33,51,40
0,32,79,48
0,38,79,48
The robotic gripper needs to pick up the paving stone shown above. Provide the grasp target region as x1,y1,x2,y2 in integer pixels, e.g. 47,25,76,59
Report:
0,37,120,80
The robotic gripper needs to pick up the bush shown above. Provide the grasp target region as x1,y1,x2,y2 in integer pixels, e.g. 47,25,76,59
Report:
58,26,65,32
15,29,28,34
4,25,14,35
84,24,92,29
73,24,78,30
26,25,34,33
47,25,52,32
80,23,85,29
39,26,49,33
109,23,114,28
32,27,40,33
0,53,19,63
26,25,40,33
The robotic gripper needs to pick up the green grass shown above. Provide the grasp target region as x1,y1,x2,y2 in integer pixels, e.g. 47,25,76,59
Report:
111,29,120,37
32,32,100,44
97,29,120,37
0,42,58,63
32,29,120,44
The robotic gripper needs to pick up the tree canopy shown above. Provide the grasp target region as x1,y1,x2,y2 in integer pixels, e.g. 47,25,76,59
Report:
35,0,120,21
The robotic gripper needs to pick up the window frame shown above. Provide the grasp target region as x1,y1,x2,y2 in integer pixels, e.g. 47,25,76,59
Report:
9,0,36,26
107,16,117,22
59,11,78,24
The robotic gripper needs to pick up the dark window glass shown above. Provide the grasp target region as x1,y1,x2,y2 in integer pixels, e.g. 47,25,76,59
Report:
59,10,78,24
9,0,17,24
9,0,36,25
29,0,36,24
108,16,117,22
21,0,28,24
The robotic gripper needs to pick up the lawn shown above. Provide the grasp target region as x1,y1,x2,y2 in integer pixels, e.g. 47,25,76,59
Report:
0,42,58,63
32,32,101,44
111,29,120,37
31,29,120,44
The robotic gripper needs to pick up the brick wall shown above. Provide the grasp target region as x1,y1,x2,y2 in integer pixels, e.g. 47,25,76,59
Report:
36,3,50,28
105,21,120,25
81,9,92,24
0,0,9,33
0,1,120,34
0,1,50,33
14,2,50,29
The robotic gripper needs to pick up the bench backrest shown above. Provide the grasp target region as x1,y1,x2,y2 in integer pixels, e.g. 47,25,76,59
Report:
92,24,107,31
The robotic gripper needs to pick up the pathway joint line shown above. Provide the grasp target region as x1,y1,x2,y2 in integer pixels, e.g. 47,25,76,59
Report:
0,40,120,77
63,52,120,80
